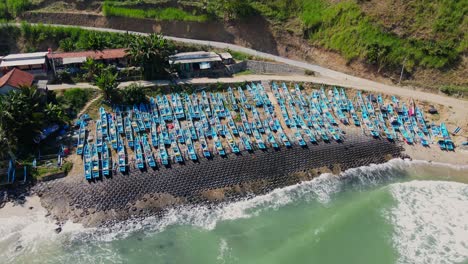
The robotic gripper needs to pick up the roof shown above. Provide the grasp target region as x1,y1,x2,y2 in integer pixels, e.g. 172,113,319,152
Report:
0,68,34,89
169,51,222,64
0,58,46,67
62,57,87,65
47,49,127,61
0,52,48,68
2,52,48,60
219,52,233,60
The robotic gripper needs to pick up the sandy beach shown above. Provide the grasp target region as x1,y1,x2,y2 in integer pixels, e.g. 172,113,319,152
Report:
404,145,468,166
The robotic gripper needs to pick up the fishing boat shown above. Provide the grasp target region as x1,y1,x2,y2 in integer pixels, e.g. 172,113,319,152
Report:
253,129,266,149
172,142,184,163
150,122,159,148
134,136,145,169
266,129,279,149
99,107,108,138
186,135,198,161
124,117,134,148
83,144,92,180
440,123,454,150
117,136,126,172
199,135,211,158
91,143,100,179
108,116,118,150
101,142,110,176
226,130,240,153
158,141,169,166
279,131,291,147
116,107,124,134
142,135,156,168
76,122,86,155
95,120,103,153
213,133,226,156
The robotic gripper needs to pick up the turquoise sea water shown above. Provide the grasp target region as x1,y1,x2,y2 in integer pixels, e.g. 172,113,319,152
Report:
1,159,468,264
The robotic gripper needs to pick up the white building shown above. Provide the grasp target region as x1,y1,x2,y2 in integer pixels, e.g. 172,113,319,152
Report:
0,52,48,77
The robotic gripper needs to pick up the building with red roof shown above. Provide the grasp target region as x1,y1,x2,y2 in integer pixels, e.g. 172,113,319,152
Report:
0,68,35,95
47,48,128,73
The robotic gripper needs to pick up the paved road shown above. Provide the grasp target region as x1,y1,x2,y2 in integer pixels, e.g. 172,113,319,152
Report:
20,23,466,123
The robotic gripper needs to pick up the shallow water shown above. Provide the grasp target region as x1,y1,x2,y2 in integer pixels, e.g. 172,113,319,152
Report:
1,159,468,264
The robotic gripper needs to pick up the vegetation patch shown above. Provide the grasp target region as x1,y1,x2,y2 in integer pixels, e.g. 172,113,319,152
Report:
103,2,208,22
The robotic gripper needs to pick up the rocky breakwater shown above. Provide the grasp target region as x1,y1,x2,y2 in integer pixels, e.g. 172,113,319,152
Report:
34,133,403,227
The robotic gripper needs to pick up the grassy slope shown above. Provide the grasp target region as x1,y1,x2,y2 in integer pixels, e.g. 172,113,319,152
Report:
4,0,467,92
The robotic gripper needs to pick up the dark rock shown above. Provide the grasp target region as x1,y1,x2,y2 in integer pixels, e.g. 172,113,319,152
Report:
55,227,62,234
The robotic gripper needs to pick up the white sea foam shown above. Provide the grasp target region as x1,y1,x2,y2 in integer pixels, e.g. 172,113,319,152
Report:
100,159,412,238
388,180,468,264
2,158,461,263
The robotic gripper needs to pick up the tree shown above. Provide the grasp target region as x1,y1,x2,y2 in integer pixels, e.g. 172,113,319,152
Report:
59,38,76,52
82,58,104,82
126,33,175,80
119,84,147,105
95,68,118,102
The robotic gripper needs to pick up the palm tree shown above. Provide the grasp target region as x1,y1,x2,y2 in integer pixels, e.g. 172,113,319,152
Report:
95,68,118,102
126,33,175,80
82,58,104,82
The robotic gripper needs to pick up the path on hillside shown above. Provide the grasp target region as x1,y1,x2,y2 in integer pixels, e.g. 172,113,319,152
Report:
14,23,465,123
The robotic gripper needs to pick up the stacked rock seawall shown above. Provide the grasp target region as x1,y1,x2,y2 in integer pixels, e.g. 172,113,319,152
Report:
35,134,402,226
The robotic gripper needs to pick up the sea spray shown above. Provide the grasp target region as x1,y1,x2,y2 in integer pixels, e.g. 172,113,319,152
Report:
388,181,468,264
84,159,415,240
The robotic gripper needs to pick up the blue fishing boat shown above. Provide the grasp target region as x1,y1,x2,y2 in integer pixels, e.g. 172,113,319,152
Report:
99,107,108,138
135,136,145,169
83,144,92,180
226,130,240,153
108,116,118,150
101,142,110,176
142,135,156,168
91,143,100,179
440,123,454,150
172,142,184,163
76,122,86,155
124,117,134,148
279,131,292,147
150,122,159,147
158,141,169,166
304,128,317,143
95,120,103,153
253,129,266,149
241,134,253,151
417,130,429,147
118,136,126,172
116,107,124,134
213,133,226,156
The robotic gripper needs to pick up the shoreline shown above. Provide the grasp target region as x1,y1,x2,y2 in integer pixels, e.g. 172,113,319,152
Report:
403,145,468,166
33,133,403,227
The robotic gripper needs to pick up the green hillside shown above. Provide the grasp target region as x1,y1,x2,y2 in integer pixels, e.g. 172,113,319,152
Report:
2,0,467,92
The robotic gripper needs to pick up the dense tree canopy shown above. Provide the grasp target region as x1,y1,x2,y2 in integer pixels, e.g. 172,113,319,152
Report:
126,33,175,80
0,86,65,157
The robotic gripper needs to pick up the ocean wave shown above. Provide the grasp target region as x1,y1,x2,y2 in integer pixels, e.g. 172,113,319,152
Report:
388,180,468,264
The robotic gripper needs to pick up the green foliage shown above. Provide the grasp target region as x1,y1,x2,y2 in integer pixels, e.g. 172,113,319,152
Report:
439,85,468,97
119,84,147,105
103,2,208,22
302,1,461,71
58,88,93,117
81,58,105,82
126,33,175,80
18,22,131,52
0,0,30,19
0,86,66,155
95,68,119,102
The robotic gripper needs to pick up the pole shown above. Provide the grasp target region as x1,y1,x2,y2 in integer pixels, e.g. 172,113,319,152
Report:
398,57,406,85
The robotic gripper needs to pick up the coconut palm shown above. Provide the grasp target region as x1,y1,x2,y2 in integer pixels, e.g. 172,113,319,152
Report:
95,68,118,102
126,33,175,80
